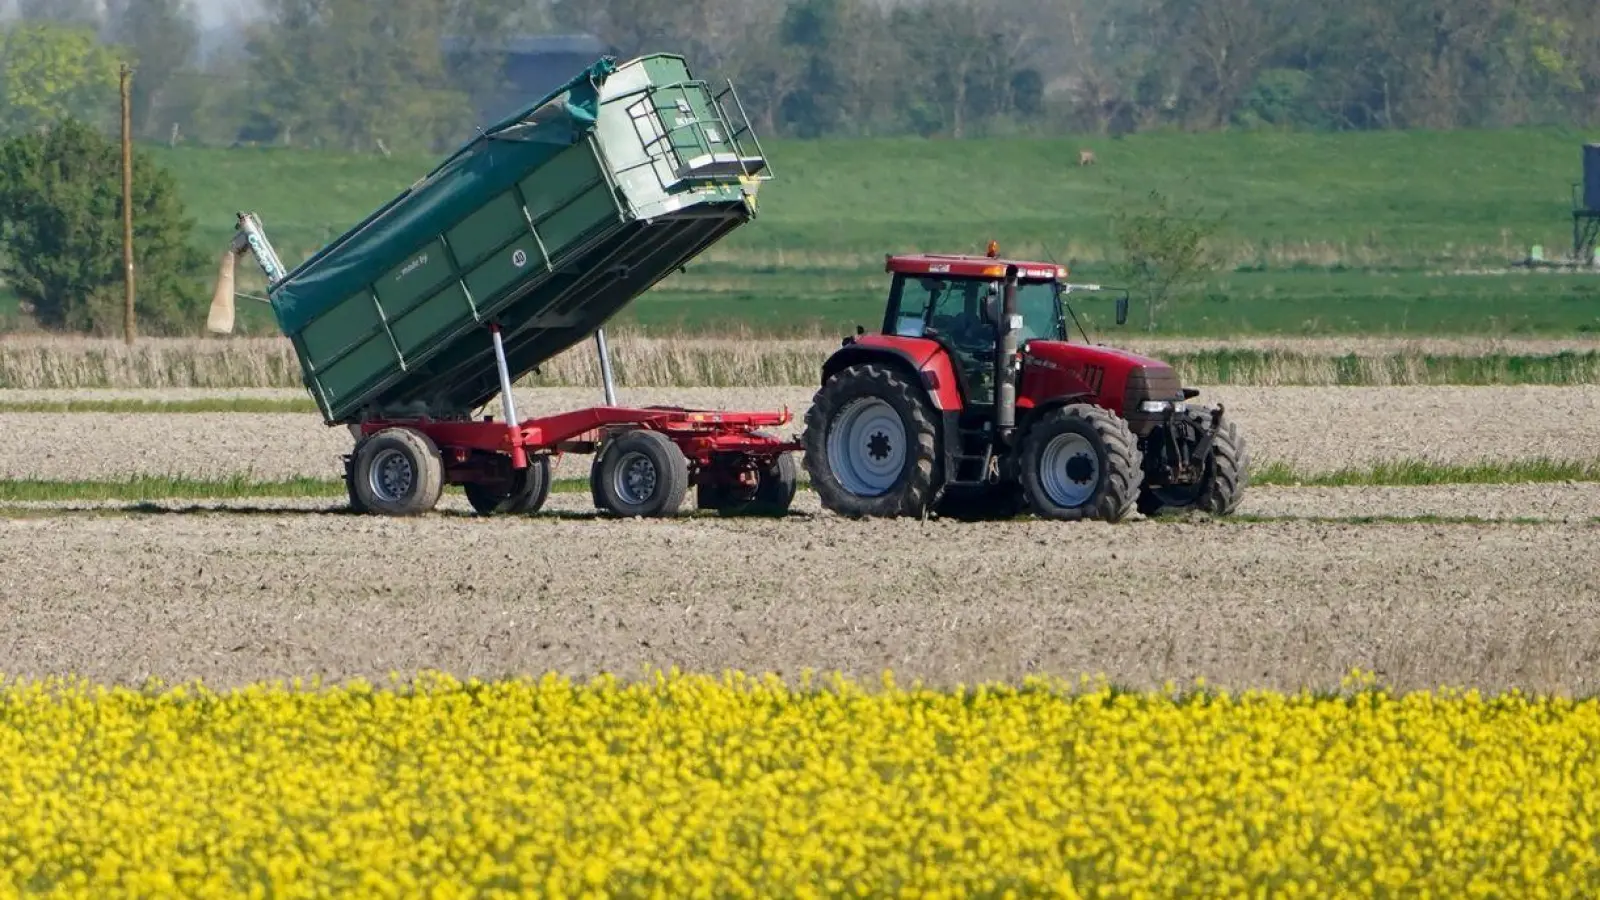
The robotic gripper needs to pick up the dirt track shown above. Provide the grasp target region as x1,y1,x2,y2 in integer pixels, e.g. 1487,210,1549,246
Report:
1,502,1596,695
3,385,1598,481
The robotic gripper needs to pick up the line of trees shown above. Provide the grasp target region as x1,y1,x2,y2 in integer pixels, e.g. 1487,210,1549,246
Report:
2,0,1598,152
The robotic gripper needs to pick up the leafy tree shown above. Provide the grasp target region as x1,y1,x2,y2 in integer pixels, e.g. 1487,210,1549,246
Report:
16,0,101,25
1111,190,1225,331
104,0,201,138
0,118,208,335
246,0,476,153
0,21,124,135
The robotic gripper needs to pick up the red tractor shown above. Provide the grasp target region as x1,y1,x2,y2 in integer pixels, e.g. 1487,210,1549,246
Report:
802,243,1248,521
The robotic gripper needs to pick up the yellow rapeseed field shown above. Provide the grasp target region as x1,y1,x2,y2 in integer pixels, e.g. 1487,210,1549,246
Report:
2,669,1598,898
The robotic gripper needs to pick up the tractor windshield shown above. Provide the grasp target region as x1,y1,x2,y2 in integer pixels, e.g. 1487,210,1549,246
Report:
890,275,1061,344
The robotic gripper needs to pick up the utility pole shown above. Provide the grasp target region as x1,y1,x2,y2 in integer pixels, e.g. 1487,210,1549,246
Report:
120,63,135,346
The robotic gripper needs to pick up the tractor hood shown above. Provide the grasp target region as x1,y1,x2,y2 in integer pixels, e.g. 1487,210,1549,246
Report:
1021,340,1186,419
1025,340,1174,375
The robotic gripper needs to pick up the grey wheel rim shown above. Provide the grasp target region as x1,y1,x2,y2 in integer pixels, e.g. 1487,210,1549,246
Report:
1039,432,1099,508
611,450,658,506
368,447,414,503
826,397,906,497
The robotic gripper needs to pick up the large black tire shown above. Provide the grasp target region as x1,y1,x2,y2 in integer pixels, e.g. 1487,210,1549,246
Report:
698,449,798,517
1138,413,1249,517
803,362,941,518
593,429,689,517
351,427,444,516
1018,404,1141,522
343,454,369,515
465,455,551,516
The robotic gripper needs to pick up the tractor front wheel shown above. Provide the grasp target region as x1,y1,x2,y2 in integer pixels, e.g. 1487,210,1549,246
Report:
803,363,940,518
1137,412,1249,517
1019,404,1141,522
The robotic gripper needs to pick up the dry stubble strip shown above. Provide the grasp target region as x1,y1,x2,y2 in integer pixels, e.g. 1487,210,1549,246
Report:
3,336,1598,390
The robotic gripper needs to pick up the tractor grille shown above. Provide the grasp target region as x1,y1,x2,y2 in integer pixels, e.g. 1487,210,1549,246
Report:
1122,365,1185,437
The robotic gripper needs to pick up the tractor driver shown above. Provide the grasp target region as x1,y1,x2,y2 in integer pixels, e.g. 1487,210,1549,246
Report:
924,278,1000,403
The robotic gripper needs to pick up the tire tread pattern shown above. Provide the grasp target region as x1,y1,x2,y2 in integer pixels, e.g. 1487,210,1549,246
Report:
802,362,941,518
1020,404,1141,522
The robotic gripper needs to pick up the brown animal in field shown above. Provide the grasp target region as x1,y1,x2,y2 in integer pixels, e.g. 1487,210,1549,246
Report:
1078,149,1097,166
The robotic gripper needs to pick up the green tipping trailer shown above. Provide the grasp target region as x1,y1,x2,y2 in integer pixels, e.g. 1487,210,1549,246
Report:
209,53,771,426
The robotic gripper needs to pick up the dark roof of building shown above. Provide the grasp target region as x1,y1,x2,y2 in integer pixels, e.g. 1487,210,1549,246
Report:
438,33,611,57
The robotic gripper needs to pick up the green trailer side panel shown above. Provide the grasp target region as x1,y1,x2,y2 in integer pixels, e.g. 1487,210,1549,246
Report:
445,193,527,269
463,236,544,303
258,52,771,424
539,184,617,257
391,283,472,352
519,142,604,222
373,239,454,320
269,58,616,339
300,294,381,363
320,336,395,404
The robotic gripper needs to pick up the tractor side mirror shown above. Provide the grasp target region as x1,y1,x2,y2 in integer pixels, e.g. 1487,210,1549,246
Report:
1115,294,1129,326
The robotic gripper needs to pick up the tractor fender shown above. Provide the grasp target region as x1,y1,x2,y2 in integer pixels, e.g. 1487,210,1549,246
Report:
1014,392,1098,437
819,341,962,412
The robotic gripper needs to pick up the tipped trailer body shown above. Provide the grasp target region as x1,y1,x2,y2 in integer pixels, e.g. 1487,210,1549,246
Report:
212,54,798,517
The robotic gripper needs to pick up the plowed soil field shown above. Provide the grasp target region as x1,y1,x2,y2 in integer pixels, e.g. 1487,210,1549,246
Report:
3,384,1597,696
2,497,1596,694
3,385,1598,480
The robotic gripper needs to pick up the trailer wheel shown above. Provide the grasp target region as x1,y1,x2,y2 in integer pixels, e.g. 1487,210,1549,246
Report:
352,427,444,516
465,455,551,516
698,450,798,516
1019,404,1141,522
593,429,688,517
343,454,369,515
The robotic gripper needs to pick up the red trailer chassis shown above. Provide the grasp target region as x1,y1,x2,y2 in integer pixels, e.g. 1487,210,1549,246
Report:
338,322,803,518
343,404,802,518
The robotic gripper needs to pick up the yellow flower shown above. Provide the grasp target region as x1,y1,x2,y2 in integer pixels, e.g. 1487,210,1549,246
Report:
0,670,1597,896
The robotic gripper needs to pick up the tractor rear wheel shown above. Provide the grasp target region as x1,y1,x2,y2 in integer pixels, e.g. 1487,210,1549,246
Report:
593,429,689,517
465,455,551,516
1137,413,1249,517
1019,404,1141,522
352,427,445,516
803,363,940,518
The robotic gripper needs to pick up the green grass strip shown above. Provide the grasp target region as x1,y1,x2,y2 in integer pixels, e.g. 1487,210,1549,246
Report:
2,457,1597,504
0,475,593,503
1165,350,1600,387
0,398,320,414
1252,457,1600,487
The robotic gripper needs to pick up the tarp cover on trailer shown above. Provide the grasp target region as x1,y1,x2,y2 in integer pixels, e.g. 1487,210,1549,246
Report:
268,56,620,337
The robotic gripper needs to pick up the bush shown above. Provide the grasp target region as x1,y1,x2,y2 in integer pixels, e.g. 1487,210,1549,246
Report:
0,118,207,336
1111,190,1225,331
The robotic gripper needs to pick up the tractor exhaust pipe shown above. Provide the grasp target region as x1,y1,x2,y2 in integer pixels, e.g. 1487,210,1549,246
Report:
995,264,1020,443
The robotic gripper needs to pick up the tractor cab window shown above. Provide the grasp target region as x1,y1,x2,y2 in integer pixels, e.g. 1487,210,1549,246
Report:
1014,281,1062,343
886,274,1062,344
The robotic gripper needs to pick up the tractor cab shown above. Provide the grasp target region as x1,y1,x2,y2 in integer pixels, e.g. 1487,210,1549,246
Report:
880,243,1126,406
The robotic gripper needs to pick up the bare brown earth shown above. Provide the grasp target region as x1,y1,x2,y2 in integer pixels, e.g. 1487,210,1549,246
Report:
6,483,1597,523
2,503,1596,694
3,385,1599,481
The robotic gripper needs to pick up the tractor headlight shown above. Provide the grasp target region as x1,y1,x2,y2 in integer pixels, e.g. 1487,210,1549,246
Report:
1138,400,1189,414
